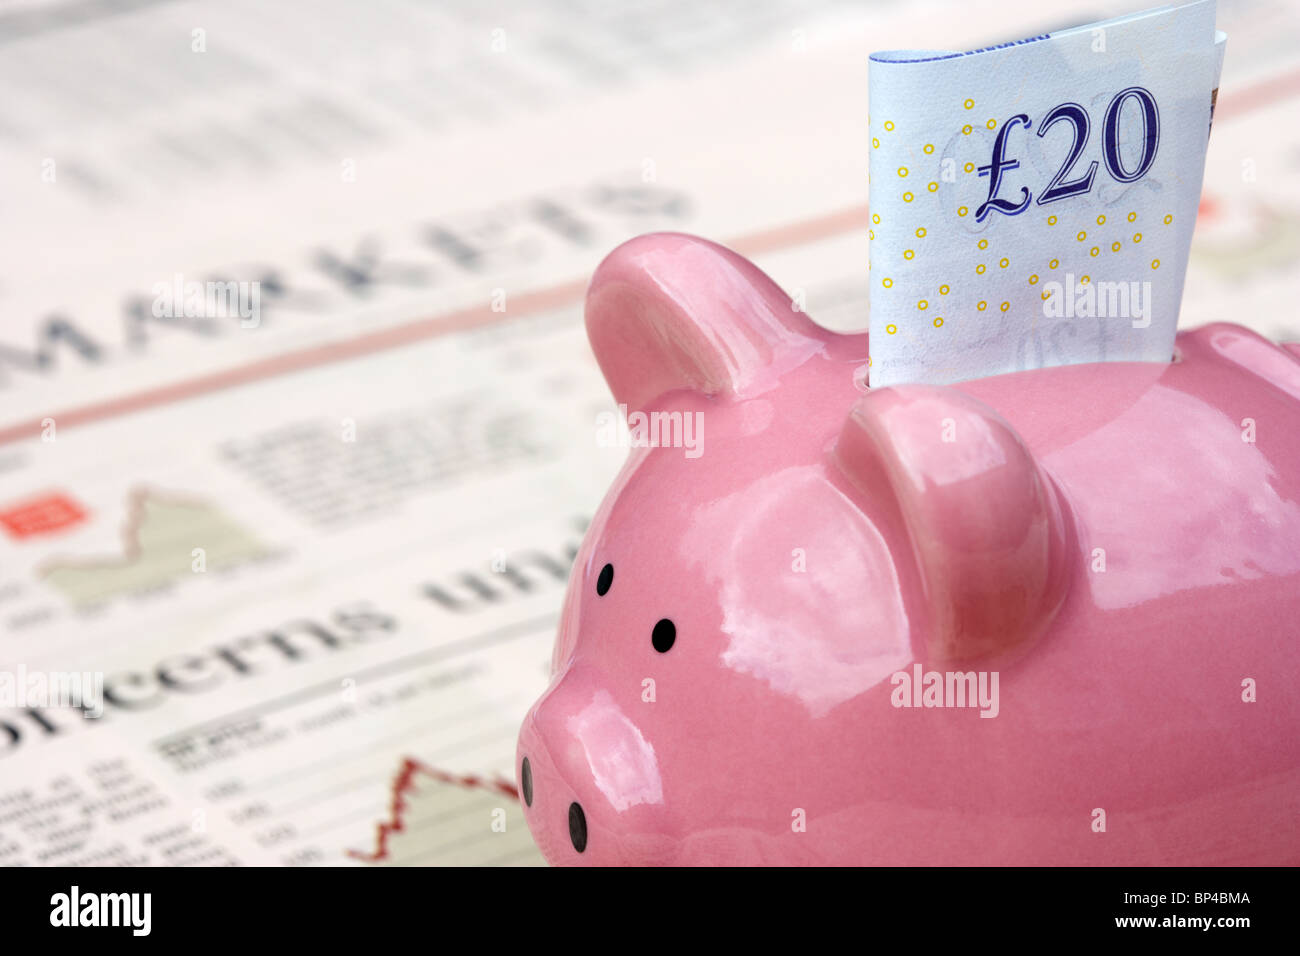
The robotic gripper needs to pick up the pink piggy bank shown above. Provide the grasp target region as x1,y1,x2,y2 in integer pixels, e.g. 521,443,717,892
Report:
516,233,1300,866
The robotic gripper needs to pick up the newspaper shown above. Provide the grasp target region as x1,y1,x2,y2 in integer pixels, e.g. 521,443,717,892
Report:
1,0,1298,866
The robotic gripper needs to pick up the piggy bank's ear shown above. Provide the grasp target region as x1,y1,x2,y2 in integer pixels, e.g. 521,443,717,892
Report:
585,233,829,409
834,386,1072,663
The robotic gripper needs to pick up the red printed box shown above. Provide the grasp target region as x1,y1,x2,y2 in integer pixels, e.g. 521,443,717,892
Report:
0,492,88,538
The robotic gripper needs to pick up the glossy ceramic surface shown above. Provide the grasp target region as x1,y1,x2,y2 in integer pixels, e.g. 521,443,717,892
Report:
517,232,1300,865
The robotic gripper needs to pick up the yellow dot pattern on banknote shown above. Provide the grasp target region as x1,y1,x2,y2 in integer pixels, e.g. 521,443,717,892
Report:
868,105,1183,349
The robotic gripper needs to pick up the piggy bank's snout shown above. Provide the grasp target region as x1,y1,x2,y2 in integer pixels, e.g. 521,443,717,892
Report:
516,703,595,861
517,675,665,865
517,751,588,855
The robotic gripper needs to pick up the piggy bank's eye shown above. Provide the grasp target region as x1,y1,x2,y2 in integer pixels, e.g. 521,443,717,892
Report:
596,563,614,596
652,618,676,653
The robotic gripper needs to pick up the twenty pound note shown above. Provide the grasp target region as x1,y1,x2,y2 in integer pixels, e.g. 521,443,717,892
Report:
867,0,1226,387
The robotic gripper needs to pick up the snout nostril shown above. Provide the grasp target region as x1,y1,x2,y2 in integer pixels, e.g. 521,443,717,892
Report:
521,757,533,807
568,802,587,853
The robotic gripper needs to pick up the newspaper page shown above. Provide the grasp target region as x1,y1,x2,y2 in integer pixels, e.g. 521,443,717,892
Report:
0,0,1297,867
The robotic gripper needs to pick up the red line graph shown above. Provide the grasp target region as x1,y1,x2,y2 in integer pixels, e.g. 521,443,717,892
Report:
347,757,519,864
